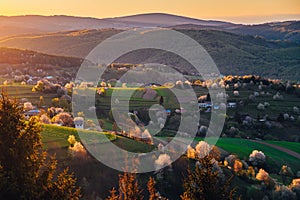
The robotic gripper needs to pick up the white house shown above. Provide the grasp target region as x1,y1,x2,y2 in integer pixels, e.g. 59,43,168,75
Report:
74,117,84,129
198,102,212,108
24,109,40,119
227,102,237,108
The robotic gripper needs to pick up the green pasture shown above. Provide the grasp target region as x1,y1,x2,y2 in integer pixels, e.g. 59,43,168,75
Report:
264,140,300,154
197,137,300,172
0,84,56,105
41,124,116,149
158,136,300,172
41,124,153,153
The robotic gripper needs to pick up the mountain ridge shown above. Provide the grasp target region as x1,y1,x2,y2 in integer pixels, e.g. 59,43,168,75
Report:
0,13,299,43
106,13,233,26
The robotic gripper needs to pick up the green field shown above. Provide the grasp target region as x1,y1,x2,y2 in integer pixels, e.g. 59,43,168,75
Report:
225,85,300,118
158,136,300,173
1,84,56,105
264,140,300,154
198,137,300,172
5,82,300,121
42,124,154,153
4,82,300,173
91,86,182,111
42,124,116,149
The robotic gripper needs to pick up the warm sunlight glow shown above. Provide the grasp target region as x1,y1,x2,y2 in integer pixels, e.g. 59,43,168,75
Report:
0,0,299,24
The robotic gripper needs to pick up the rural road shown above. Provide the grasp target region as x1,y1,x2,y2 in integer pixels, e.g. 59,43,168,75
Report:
250,140,300,160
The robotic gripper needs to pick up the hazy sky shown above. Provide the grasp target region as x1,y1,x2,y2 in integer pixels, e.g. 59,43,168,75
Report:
0,0,299,24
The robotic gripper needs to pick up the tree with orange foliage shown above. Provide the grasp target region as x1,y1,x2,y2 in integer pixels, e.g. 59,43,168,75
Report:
0,93,81,200
107,175,167,200
106,172,143,200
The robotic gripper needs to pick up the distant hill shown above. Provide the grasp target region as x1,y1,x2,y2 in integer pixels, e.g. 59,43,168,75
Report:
108,13,232,27
0,13,299,43
0,29,299,80
0,14,231,38
114,29,300,80
230,21,300,43
177,29,300,80
170,21,300,43
0,15,129,38
0,29,122,58
0,47,83,68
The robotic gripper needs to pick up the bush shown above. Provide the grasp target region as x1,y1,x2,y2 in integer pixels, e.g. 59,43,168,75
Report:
283,113,290,121
249,150,265,166
290,179,300,199
67,135,77,146
233,90,239,97
40,114,51,124
23,102,33,111
272,185,296,200
195,141,212,159
273,92,283,101
256,169,275,187
68,141,87,159
293,106,299,115
224,154,238,168
257,103,265,111
198,125,208,136
52,112,74,127
264,102,270,108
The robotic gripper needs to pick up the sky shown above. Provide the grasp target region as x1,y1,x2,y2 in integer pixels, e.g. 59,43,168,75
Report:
0,0,299,24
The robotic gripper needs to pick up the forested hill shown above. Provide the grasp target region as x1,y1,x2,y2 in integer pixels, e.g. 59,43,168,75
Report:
0,29,299,80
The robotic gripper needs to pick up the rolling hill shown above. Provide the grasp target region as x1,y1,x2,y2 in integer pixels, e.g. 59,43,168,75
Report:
0,47,86,80
170,21,300,43
0,29,299,80
108,13,233,27
0,47,83,68
0,15,127,38
0,29,122,58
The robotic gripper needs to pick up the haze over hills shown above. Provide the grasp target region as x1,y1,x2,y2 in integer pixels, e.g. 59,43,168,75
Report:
0,13,299,43
0,15,125,38
0,13,231,38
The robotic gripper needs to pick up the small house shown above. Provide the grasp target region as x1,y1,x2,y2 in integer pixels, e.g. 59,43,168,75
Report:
198,102,212,108
74,117,84,129
227,102,237,108
213,105,220,110
24,109,40,119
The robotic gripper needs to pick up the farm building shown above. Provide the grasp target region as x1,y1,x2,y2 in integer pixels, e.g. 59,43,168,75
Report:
74,117,84,129
198,102,212,108
24,109,40,119
227,102,237,108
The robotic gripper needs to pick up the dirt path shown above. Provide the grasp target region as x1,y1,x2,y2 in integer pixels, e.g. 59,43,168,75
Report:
250,140,300,159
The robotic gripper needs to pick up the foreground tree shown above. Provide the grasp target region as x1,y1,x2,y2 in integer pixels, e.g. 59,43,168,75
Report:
148,177,159,200
107,174,166,200
181,147,236,200
147,177,167,200
0,93,81,199
107,172,143,200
